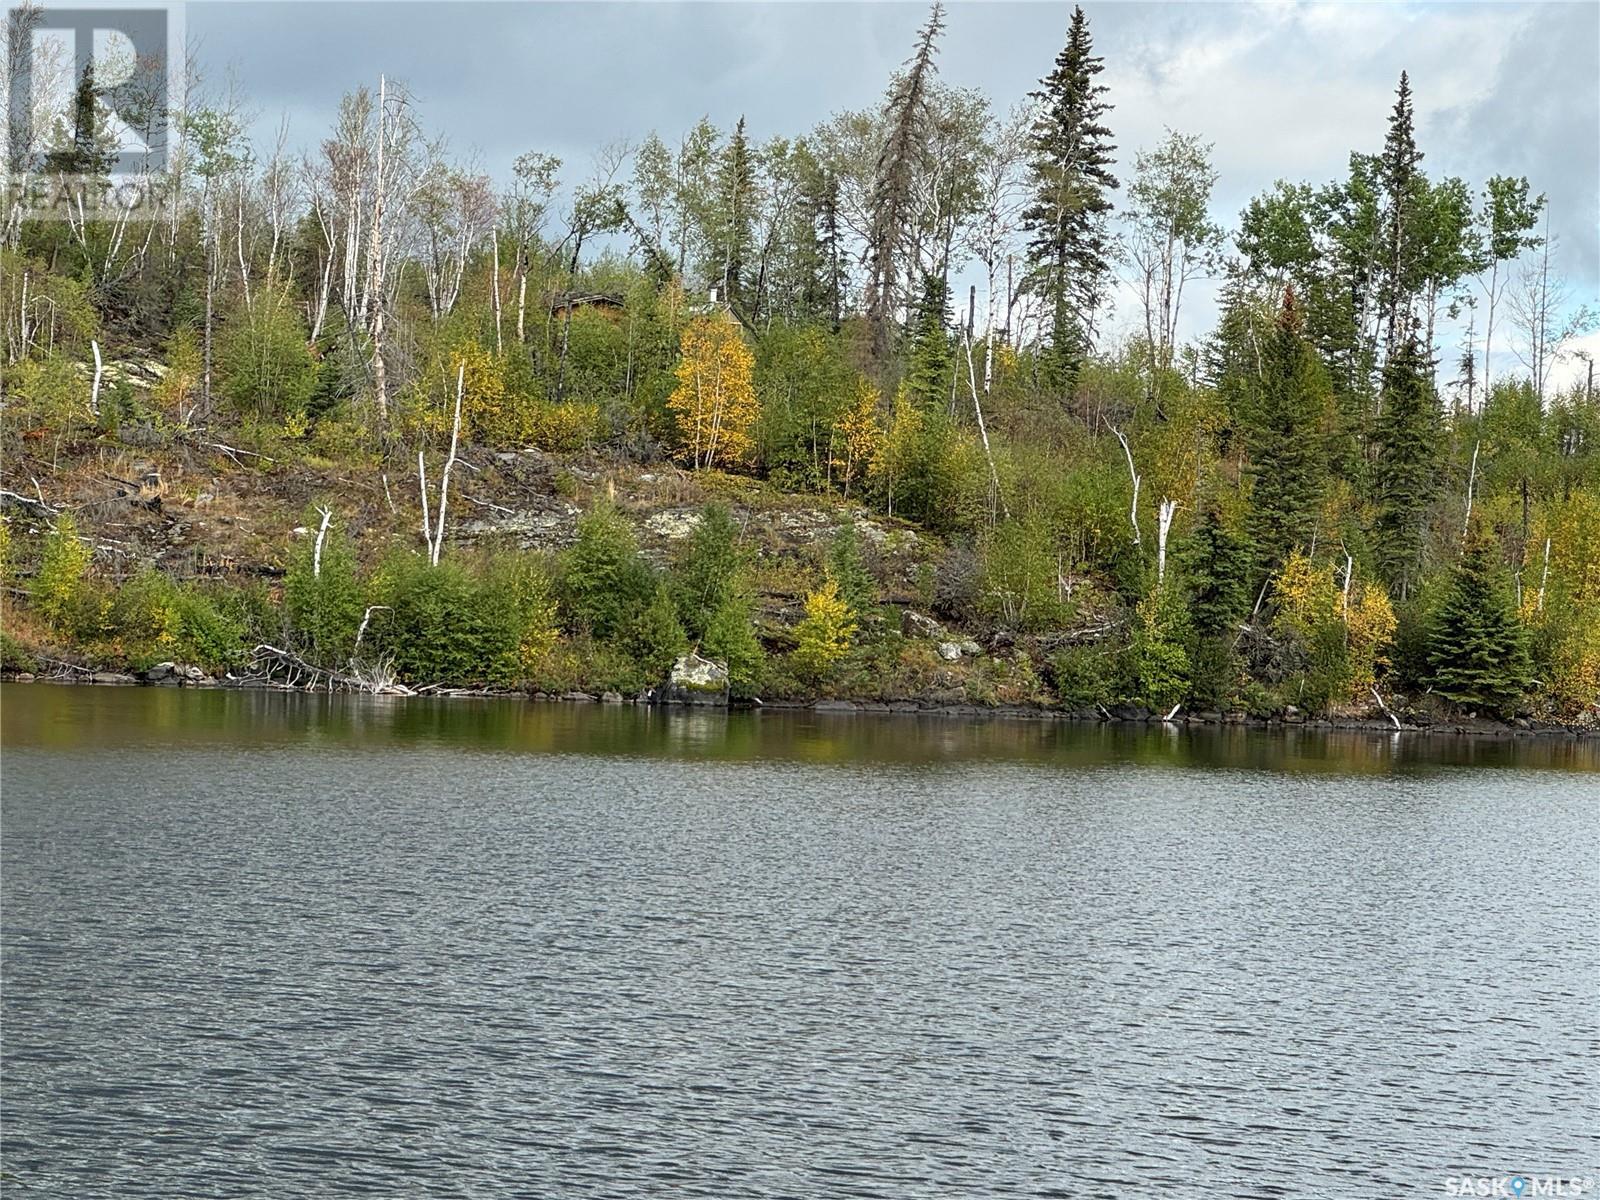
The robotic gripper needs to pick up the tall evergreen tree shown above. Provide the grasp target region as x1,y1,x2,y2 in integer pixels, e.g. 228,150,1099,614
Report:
790,151,845,330
711,116,756,312
863,2,946,370
42,61,116,178
1425,529,1531,716
1022,5,1117,395
1379,71,1426,358
1372,333,1439,598
1243,289,1329,579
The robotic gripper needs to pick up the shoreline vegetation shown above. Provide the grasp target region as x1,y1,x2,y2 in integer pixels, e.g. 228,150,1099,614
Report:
3,4,1597,738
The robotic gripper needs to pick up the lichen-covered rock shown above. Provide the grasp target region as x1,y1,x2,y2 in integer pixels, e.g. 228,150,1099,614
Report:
902,609,945,640
657,652,730,706
644,509,703,541
936,642,963,662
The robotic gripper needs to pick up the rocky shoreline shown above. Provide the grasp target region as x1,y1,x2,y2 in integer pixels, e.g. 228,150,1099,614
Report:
5,667,1594,741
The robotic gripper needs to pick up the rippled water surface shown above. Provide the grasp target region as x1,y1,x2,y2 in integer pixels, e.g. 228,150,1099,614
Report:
3,683,1597,1198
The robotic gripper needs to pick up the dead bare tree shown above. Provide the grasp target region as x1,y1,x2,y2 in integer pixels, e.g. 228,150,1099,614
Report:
431,364,465,564
1109,424,1142,547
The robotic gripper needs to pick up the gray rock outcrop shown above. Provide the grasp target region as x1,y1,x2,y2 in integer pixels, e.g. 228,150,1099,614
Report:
656,652,730,706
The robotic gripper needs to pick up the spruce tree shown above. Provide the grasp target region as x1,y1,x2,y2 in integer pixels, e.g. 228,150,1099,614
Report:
1181,504,1253,706
1022,5,1117,395
712,116,756,312
1372,333,1439,598
1379,71,1426,359
905,273,953,406
1243,288,1328,579
42,62,116,179
792,158,845,330
826,523,877,625
1425,530,1531,716
864,2,945,370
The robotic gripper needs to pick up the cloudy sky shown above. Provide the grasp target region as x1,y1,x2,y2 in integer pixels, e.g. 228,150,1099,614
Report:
189,0,1598,379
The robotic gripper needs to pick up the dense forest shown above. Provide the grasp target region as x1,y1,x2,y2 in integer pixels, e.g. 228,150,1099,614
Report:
2,2,1596,723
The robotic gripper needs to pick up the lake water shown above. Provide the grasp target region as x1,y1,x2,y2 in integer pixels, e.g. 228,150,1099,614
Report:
2,682,1597,1197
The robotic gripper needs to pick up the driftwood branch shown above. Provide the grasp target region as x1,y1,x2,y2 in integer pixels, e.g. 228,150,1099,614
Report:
198,440,275,467
244,644,412,695
1369,685,1403,731
353,605,391,650
462,494,514,515
0,489,60,520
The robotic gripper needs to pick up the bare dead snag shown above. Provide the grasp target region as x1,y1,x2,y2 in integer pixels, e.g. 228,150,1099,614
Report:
1369,685,1403,730
418,450,433,546
1462,439,1480,540
962,327,1008,522
353,605,391,650
1109,424,1142,547
89,339,102,417
311,505,333,578
430,362,464,566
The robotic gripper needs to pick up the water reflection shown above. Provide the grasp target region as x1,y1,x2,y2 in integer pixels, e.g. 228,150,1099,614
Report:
3,681,1595,773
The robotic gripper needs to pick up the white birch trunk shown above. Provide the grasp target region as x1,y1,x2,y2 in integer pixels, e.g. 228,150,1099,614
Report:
1156,498,1177,586
1110,426,1142,546
431,363,465,566
1462,439,1480,539
89,339,103,417
491,228,503,356
418,450,433,546
312,506,333,578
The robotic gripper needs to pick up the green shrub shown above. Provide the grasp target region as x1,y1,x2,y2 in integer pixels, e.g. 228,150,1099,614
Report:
1,629,39,672
701,598,765,695
216,287,317,421
109,570,248,672
369,556,495,684
622,585,688,683
32,513,99,636
977,517,1072,632
478,553,561,688
560,503,656,641
1126,584,1191,711
1051,642,1118,710
670,504,745,639
283,508,363,667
